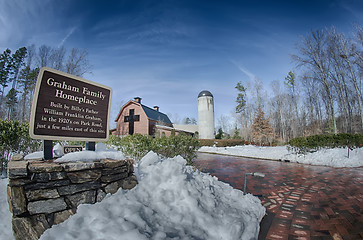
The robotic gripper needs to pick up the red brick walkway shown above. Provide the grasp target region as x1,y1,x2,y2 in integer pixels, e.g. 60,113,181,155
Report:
195,153,363,240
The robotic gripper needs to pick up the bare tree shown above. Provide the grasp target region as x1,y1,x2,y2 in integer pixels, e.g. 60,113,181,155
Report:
36,45,91,78
65,48,91,77
293,30,337,134
270,80,287,142
168,112,181,124
26,44,36,68
50,46,66,71
300,73,324,135
326,29,352,132
284,71,301,137
252,77,265,109
231,26,363,141
217,114,232,135
337,32,363,131
37,45,52,68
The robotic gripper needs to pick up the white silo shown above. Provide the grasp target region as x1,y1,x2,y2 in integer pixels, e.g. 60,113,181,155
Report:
198,90,215,139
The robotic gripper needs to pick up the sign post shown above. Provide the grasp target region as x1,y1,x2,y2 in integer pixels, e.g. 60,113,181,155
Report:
85,142,96,151
43,140,53,160
29,67,112,159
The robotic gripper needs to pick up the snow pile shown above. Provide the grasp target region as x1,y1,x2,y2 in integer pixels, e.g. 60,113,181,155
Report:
0,178,13,240
199,145,363,168
282,147,363,168
25,143,126,163
40,151,265,240
54,150,125,163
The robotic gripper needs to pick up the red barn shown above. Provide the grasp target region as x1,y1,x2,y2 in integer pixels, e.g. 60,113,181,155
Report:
113,97,174,137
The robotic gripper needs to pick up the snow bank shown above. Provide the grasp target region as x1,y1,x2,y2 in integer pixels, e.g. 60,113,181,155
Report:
282,147,363,168
40,152,265,240
199,145,363,168
25,143,126,163
0,178,13,240
54,150,126,163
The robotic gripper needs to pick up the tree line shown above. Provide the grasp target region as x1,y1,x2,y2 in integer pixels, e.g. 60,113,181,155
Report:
0,45,91,122
229,26,362,144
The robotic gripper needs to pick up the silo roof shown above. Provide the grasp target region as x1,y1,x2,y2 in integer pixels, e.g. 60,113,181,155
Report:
198,90,213,98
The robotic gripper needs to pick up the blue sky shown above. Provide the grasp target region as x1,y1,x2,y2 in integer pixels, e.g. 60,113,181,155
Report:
1,0,362,126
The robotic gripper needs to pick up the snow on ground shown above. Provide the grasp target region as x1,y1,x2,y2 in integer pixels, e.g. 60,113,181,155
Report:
1,149,265,240
40,151,264,240
199,145,363,168
0,177,13,240
3,144,358,239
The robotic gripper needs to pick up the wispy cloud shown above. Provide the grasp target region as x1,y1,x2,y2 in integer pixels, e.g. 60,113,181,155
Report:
229,60,256,81
337,0,363,22
58,26,77,47
0,0,64,49
90,1,191,46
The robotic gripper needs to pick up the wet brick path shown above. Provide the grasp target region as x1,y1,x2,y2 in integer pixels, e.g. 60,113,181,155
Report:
194,153,363,240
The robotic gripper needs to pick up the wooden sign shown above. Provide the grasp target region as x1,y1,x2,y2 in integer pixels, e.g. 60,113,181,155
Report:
29,67,112,141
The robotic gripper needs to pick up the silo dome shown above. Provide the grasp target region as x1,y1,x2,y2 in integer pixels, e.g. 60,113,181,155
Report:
198,90,213,98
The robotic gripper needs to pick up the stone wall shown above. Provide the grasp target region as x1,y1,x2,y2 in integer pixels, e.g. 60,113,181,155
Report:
7,154,138,240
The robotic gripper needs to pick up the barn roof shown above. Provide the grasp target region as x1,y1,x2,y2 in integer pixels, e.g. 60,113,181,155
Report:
115,99,172,126
141,104,172,125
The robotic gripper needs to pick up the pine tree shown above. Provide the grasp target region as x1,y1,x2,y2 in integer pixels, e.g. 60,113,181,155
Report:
183,117,191,125
6,47,27,120
6,88,18,120
11,47,27,89
251,106,273,145
284,71,300,137
0,49,13,119
235,81,247,113
215,127,223,139
232,126,241,139
18,66,39,121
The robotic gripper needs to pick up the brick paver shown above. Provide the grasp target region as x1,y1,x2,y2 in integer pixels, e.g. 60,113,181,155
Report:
195,153,363,240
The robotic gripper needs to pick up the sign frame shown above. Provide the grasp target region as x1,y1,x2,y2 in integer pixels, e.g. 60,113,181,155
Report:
29,67,112,142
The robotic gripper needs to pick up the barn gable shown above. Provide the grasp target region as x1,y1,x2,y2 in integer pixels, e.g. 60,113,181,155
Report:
113,97,173,136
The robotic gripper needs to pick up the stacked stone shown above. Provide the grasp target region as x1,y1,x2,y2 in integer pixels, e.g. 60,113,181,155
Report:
7,154,138,240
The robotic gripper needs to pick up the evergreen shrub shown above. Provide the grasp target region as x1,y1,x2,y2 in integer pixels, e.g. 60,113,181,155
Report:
0,120,41,172
108,134,153,163
288,133,363,154
107,134,200,165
